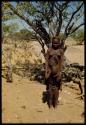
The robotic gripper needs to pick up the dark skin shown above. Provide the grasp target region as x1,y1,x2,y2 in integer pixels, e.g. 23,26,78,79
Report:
52,38,61,49
45,38,65,90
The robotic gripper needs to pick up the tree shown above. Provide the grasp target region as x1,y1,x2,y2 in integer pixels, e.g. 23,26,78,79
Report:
2,23,18,36
71,29,84,44
2,1,84,54
12,29,36,40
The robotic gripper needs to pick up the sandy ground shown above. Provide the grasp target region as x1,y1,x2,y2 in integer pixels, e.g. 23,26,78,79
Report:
2,45,85,123
65,45,84,65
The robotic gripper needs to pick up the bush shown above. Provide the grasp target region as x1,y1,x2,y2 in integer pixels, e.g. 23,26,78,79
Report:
71,29,84,45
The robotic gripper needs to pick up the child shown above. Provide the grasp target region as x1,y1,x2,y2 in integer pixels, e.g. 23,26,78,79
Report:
45,36,66,90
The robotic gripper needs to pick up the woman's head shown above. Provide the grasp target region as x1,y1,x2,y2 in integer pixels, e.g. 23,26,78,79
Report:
52,36,61,49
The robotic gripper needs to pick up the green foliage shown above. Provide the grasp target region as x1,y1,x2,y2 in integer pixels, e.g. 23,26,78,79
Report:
16,2,37,15
19,29,35,40
2,23,19,35
12,29,35,40
2,2,16,21
2,2,10,11
71,29,84,44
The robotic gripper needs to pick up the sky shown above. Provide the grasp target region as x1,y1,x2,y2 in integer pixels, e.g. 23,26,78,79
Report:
3,1,84,33
4,18,31,32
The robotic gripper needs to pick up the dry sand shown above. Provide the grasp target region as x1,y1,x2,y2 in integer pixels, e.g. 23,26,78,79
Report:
2,45,85,123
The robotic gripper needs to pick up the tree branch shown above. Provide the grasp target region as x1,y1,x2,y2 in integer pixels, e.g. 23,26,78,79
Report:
70,23,84,35
61,1,70,11
9,3,50,45
67,22,74,32
55,2,71,36
65,2,83,35
63,22,84,41
9,3,33,27
34,20,50,44
34,33,46,57
56,11,62,36
54,3,61,11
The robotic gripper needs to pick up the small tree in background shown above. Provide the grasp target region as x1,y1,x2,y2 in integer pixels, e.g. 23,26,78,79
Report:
71,29,84,45
18,29,35,40
2,23,18,36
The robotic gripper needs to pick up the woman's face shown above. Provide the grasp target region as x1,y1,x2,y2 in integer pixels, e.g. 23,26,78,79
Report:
52,38,61,48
